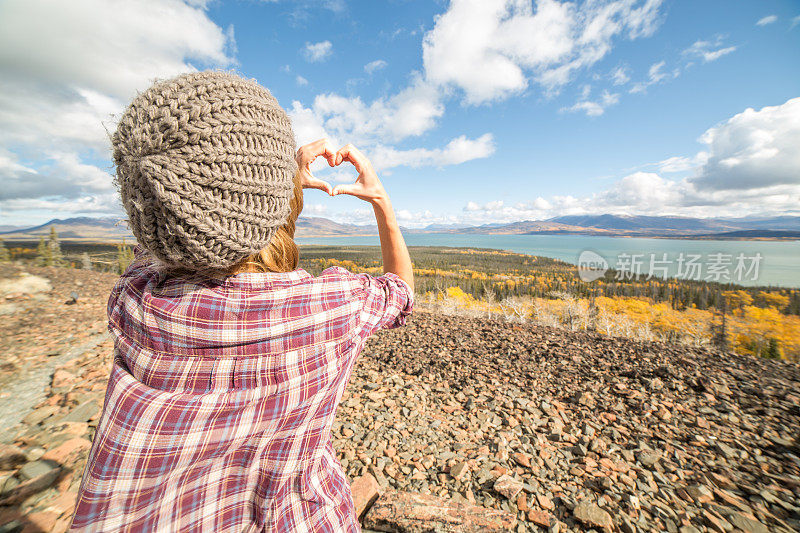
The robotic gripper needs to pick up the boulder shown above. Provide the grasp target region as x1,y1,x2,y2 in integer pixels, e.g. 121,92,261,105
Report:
350,473,381,520
363,489,516,532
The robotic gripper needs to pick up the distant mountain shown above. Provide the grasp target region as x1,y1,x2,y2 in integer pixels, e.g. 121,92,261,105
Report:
0,217,135,241
724,216,800,231
411,214,800,238
2,214,799,242
691,230,800,240
0,225,25,233
295,216,378,236
0,215,377,241
541,215,800,236
419,223,472,231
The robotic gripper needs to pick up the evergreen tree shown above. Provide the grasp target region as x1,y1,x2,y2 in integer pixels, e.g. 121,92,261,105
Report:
765,338,781,359
116,240,135,274
36,235,51,266
696,290,707,310
0,239,9,262
48,226,63,266
711,297,728,351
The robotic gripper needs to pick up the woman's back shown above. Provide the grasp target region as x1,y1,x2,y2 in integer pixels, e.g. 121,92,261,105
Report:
72,248,413,531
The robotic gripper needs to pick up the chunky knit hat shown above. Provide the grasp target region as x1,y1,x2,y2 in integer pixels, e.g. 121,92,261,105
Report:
112,71,298,271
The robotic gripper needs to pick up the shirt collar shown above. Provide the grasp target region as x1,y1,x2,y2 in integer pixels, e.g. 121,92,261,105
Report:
204,268,313,290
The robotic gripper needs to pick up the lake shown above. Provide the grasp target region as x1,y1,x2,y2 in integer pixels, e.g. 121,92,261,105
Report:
297,233,800,289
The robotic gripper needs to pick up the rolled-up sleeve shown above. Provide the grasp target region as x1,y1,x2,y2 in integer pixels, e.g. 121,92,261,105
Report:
323,267,414,335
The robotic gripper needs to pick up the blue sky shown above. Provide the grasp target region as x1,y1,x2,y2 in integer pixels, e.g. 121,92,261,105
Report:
1,0,799,228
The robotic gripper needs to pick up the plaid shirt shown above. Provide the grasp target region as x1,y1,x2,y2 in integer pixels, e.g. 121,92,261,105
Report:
71,247,413,532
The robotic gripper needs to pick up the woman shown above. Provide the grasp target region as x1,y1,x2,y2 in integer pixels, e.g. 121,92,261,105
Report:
70,71,414,532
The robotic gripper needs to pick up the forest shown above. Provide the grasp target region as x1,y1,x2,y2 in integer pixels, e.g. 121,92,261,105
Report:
298,245,800,360
2,236,798,360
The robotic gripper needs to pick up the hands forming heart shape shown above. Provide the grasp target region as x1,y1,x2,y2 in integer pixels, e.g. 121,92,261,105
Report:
296,138,388,204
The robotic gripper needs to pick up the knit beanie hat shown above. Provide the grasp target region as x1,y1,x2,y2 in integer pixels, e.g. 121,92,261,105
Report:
112,71,298,271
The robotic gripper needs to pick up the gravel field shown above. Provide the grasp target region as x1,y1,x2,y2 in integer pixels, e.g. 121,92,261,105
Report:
1,263,798,532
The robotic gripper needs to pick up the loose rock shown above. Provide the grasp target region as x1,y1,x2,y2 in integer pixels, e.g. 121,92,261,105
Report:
493,474,523,499
572,500,613,530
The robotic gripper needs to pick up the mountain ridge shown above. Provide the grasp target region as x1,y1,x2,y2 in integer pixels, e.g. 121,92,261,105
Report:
1,214,799,241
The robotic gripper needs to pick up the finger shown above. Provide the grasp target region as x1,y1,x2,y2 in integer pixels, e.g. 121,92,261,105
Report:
332,183,361,196
311,139,337,168
335,144,366,173
298,138,335,165
321,140,337,167
304,177,333,194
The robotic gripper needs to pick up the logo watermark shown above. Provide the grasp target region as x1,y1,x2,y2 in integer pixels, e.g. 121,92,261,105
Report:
577,251,763,283
577,250,609,282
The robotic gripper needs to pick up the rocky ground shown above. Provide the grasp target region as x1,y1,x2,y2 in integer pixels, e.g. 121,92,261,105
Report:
0,263,799,532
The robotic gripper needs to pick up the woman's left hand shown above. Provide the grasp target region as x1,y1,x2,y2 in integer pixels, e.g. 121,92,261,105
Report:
296,138,336,195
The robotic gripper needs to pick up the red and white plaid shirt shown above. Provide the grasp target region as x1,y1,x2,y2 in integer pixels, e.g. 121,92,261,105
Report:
71,246,413,532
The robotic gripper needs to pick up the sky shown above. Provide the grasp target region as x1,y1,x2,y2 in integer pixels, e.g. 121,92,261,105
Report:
0,0,799,229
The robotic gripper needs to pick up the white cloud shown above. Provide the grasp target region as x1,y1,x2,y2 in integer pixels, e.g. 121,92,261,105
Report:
658,155,695,173
289,74,445,146
598,171,684,209
289,82,492,173
303,40,332,62
313,207,374,226
310,167,358,184
422,0,664,104
610,65,630,85
300,203,328,216
792,15,800,28
457,197,571,225
465,200,505,212
562,90,619,117
369,134,495,171
0,0,231,104
756,15,778,26
453,175,800,226
0,193,122,216
691,97,800,191
629,60,670,93
296,75,308,86
684,38,736,63
364,60,387,74
0,0,234,223
701,46,736,62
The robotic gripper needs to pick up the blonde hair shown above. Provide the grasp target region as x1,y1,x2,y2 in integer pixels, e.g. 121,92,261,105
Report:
227,170,303,275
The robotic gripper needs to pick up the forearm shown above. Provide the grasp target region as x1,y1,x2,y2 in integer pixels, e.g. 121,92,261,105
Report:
371,196,414,292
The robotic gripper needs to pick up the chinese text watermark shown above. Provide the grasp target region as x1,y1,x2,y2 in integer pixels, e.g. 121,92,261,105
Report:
577,251,763,283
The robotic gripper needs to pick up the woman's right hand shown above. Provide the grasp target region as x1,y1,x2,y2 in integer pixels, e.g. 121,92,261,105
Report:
332,144,388,205
295,138,336,195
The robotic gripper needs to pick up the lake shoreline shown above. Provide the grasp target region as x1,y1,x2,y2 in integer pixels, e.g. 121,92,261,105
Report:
302,232,800,242
4,234,798,288
296,234,800,289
